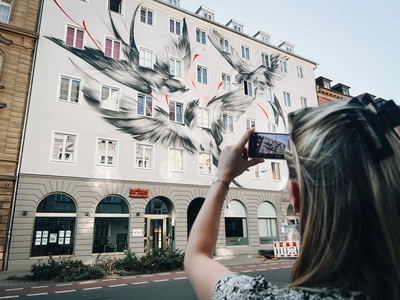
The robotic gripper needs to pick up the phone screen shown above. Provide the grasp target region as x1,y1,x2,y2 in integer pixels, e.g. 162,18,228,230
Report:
248,132,289,159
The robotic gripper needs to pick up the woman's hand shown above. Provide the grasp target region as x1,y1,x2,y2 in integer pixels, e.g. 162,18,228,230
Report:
216,128,264,184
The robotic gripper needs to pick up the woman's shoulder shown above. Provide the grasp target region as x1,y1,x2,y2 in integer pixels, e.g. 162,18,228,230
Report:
213,273,364,300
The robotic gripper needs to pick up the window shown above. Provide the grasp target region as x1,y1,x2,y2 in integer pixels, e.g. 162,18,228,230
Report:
241,45,250,60
169,148,184,172
93,195,129,253
59,76,81,103
169,58,182,77
169,18,181,35
280,60,287,73
31,194,76,257
139,48,154,69
261,53,270,67
250,164,260,179
261,36,270,44
220,37,230,53
197,65,208,84
258,202,278,244
169,101,183,123
244,80,253,96
283,92,291,107
0,0,11,24
222,113,234,133
166,0,180,5
97,139,117,166
109,0,122,14
197,107,210,128
225,200,248,246
297,66,304,79
246,118,256,129
271,162,281,180
52,133,77,162
221,73,232,91
196,28,207,45
66,25,84,49
300,97,307,108
136,144,153,169
234,25,242,32
198,152,212,174
140,7,153,25
137,94,153,116
267,123,276,133
101,85,119,110
105,38,120,59
265,87,273,102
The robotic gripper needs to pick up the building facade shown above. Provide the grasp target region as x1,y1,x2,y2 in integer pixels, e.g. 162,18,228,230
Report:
6,0,318,270
0,0,41,271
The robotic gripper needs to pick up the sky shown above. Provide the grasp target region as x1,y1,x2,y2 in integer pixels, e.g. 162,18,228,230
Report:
181,0,400,103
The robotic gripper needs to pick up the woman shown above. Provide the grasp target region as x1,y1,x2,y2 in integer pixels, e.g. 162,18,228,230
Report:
184,95,400,299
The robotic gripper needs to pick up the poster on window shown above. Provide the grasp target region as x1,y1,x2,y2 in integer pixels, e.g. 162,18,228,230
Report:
65,237,70,244
132,229,143,237
59,230,65,238
49,233,57,243
65,230,71,238
42,237,48,245
42,231,48,238
58,237,64,244
36,231,42,238
35,238,41,245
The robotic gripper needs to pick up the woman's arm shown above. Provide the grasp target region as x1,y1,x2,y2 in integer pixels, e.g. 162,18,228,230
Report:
185,128,264,300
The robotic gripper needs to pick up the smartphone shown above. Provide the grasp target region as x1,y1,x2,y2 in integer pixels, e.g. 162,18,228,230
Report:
248,132,289,159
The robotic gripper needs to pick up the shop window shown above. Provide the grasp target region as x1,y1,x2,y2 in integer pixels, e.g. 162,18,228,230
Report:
258,202,278,244
31,194,76,257
225,200,248,246
93,195,129,253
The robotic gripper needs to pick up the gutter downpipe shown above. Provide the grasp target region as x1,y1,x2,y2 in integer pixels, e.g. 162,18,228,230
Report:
3,0,45,271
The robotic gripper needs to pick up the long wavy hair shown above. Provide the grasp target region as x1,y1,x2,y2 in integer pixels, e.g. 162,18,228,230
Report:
285,99,400,299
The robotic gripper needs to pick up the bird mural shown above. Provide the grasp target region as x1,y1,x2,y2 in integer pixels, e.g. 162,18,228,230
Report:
48,0,285,186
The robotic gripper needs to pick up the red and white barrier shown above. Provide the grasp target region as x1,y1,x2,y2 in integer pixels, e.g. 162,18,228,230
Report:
274,240,300,258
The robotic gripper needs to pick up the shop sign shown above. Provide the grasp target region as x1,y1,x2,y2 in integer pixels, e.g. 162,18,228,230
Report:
129,188,149,198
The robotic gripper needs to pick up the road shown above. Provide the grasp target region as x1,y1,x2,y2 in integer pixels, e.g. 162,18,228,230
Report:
0,261,293,299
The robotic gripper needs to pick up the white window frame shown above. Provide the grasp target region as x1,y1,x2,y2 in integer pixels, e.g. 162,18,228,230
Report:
104,37,120,59
250,164,260,179
301,96,308,108
220,37,230,53
137,94,153,117
51,132,78,163
169,18,182,35
135,143,154,169
246,118,256,130
196,28,207,45
168,147,185,172
267,123,277,133
297,66,304,79
0,0,11,24
169,57,183,77
101,85,120,111
96,138,118,166
244,80,253,96
140,6,154,26
280,60,288,73
169,101,183,123
283,92,291,107
271,162,281,181
198,152,212,175
58,75,81,104
197,107,210,128
265,87,273,102
139,47,154,69
221,73,232,91
241,45,250,60
66,25,84,49
261,52,270,67
222,113,235,133
197,65,209,84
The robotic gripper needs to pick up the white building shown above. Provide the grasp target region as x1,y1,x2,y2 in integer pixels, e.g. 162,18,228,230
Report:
6,0,317,270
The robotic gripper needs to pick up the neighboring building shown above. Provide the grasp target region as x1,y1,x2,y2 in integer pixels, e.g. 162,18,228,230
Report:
0,0,41,270
6,0,318,270
315,76,352,105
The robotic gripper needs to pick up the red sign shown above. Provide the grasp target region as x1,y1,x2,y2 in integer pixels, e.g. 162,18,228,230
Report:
129,188,149,198
154,228,159,233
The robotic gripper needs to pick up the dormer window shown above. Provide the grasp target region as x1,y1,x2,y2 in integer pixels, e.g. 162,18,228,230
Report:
226,19,244,33
195,6,215,21
166,0,180,6
254,31,271,44
279,41,295,54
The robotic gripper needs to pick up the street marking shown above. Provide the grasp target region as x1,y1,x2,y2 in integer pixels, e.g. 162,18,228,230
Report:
140,274,154,277
83,287,102,291
56,283,73,287
173,277,187,280
101,278,117,282
79,280,96,284
31,286,48,289
109,284,127,288
132,282,148,285
0,296,19,299
5,288,23,291
27,293,48,297
55,290,75,294
154,279,169,283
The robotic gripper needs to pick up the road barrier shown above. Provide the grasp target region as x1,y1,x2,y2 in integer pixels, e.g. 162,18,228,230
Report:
274,240,300,258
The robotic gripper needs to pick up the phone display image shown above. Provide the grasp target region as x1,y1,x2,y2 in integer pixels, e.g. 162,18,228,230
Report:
248,132,289,159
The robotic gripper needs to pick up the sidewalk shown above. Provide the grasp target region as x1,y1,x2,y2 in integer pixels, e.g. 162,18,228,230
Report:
0,255,292,289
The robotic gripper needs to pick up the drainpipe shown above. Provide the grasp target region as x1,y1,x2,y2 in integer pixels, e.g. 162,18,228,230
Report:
3,0,44,271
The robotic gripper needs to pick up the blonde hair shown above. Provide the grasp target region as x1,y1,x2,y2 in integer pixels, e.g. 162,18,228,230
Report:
285,99,400,298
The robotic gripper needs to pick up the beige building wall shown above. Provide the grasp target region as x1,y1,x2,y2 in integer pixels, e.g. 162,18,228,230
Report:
0,0,40,271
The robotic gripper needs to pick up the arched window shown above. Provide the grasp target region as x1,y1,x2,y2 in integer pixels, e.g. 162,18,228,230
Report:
224,200,248,246
93,195,129,253
31,193,76,257
258,202,278,244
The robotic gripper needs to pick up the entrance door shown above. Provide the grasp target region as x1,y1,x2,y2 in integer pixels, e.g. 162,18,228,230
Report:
145,216,171,252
